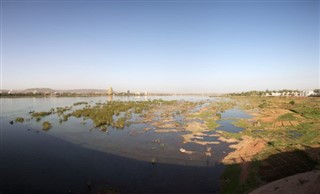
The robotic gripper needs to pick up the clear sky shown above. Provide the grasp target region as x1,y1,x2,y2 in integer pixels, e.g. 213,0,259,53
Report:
1,0,319,93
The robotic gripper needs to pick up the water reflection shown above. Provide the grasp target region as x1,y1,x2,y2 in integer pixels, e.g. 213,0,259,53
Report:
107,95,113,102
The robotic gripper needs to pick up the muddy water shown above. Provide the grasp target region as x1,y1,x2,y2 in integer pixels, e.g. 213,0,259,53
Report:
0,96,249,194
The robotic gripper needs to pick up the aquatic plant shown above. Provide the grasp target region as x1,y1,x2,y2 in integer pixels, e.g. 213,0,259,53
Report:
32,111,52,117
100,125,108,132
56,106,72,115
15,117,24,123
62,113,72,122
72,101,158,129
115,117,126,128
42,121,52,131
73,101,88,106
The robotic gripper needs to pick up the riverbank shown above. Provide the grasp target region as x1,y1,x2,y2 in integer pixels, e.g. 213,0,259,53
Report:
220,96,320,194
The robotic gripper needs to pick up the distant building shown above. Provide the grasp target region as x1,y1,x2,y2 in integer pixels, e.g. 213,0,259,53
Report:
144,91,148,96
108,87,113,95
126,90,130,94
271,92,281,96
301,90,314,97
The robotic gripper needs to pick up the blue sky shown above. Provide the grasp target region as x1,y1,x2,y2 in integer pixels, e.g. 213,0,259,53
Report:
1,0,319,93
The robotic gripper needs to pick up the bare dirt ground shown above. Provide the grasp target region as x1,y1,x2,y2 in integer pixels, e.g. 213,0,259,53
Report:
249,170,320,194
252,109,288,123
221,136,266,182
222,136,266,164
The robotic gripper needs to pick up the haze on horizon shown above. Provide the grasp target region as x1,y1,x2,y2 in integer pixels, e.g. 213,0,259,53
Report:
1,0,319,93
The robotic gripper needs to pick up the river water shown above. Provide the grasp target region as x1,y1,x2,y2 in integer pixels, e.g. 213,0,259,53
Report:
0,96,250,194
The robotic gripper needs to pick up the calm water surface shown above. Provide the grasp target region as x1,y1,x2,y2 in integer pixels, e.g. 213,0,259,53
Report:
0,96,250,194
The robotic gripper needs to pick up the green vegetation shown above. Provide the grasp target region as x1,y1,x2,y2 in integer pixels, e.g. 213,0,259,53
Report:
73,101,88,106
228,89,300,96
187,101,236,130
60,113,72,122
221,160,263,194
276,113,296,121
115,117,126,129
42,121,52,131
290,106,320,119
15,117,24,123
56,106,72,115
218,130,243,140
72,100,174,128
258,102,268,109
31,111,52,118
189,109,220,130
220,96,320,193
289,100,295,105
232,119,250,129
221,164,241,194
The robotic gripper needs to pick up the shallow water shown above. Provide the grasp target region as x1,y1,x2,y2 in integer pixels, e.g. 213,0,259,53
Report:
0,96,250,193
217,108,252,133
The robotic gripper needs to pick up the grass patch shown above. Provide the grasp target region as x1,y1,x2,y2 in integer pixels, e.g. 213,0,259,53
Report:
221,164,241,194
219,131,243,140
290,107,320,119
233,119,251,128
189,109,220,130
277,113,296,121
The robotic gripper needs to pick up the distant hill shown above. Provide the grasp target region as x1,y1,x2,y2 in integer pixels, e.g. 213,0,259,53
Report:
23,88,55,93
56,89,106,94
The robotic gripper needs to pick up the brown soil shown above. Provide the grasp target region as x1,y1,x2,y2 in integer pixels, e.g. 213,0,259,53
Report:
222,136,266,164
155,129,180,133
217,136,239,143
185,121,207,132
254,109,290,123
152,121,176,129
